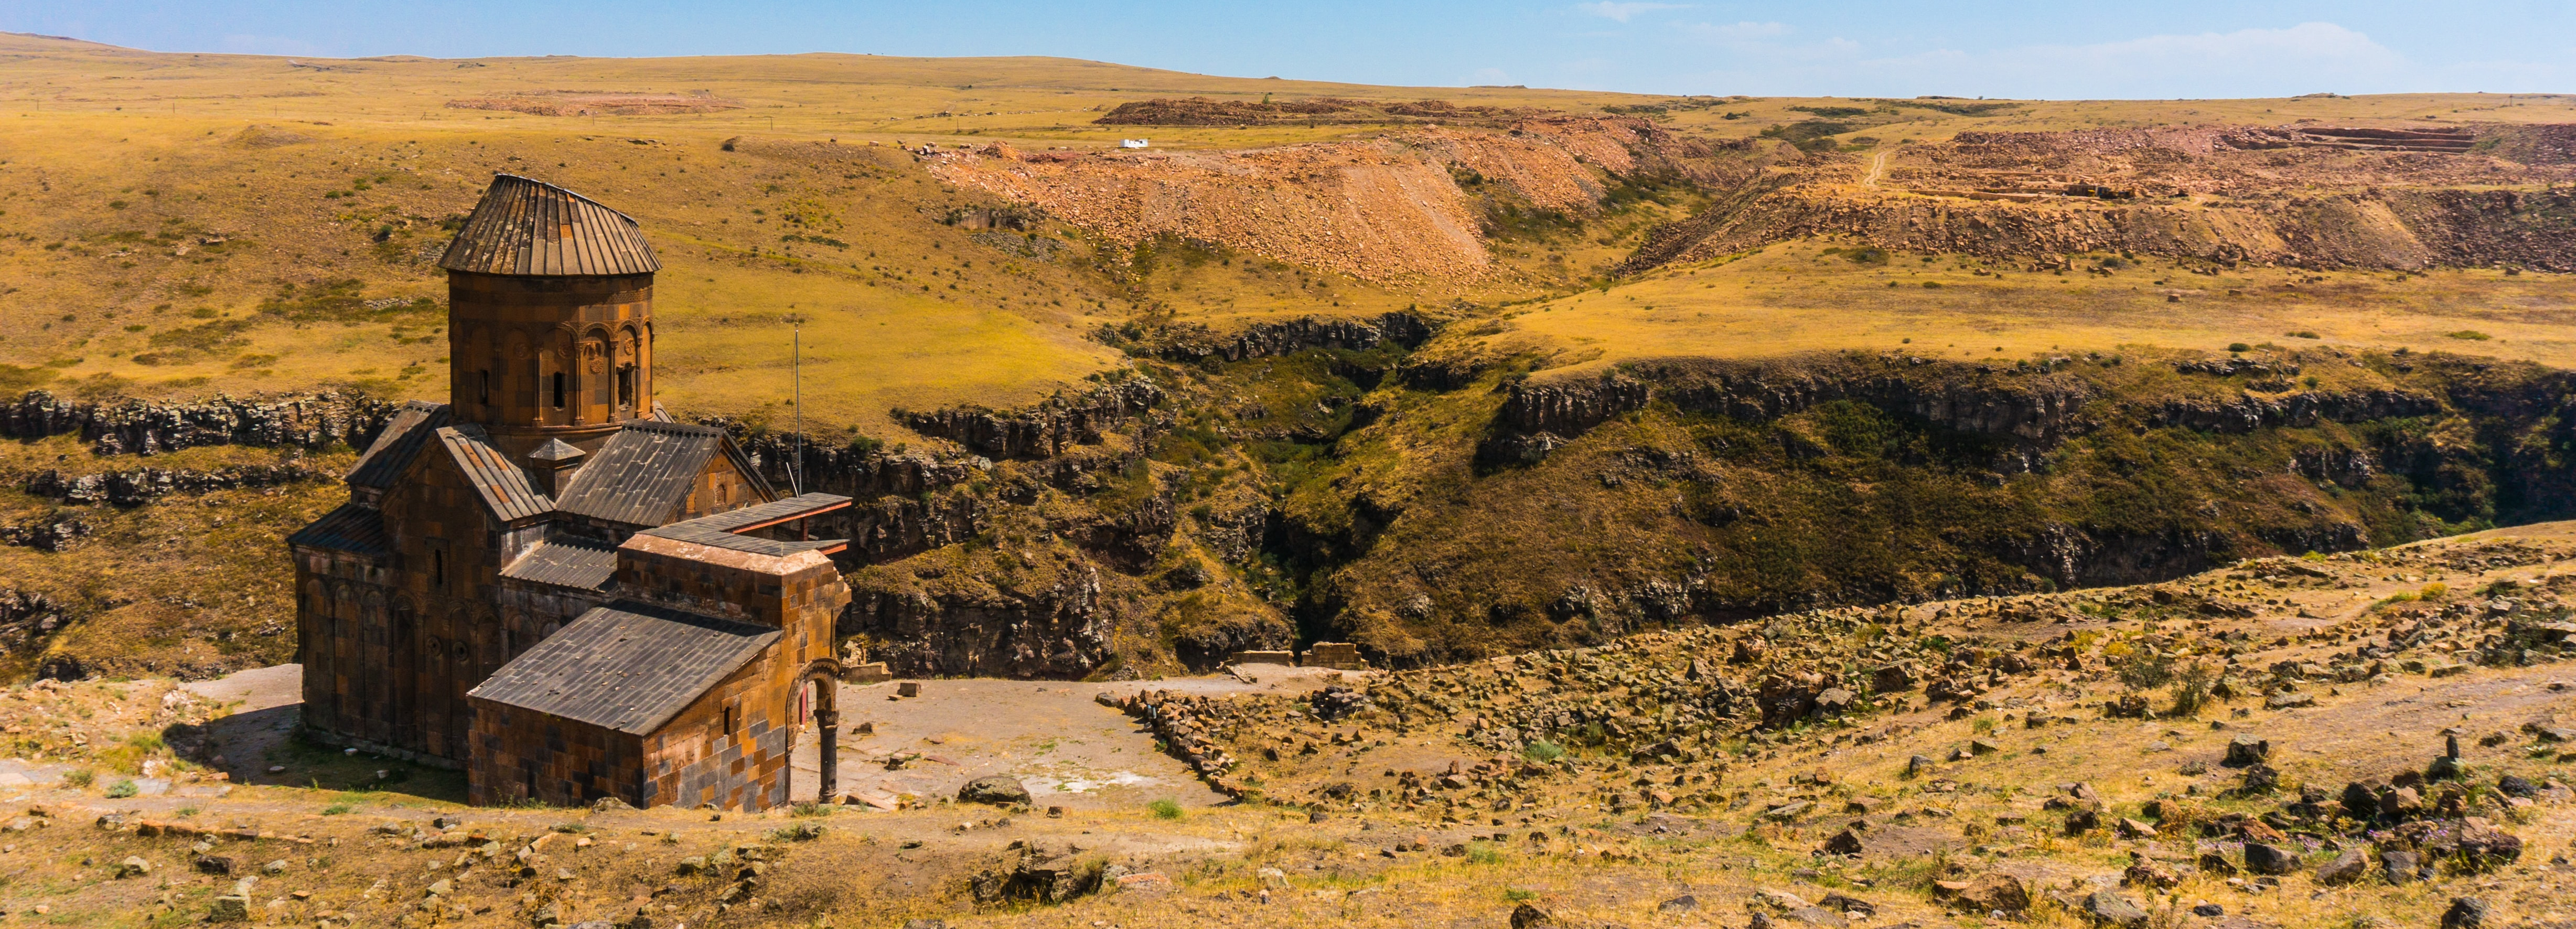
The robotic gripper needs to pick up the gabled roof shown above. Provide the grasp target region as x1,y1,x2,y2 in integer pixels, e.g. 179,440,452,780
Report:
467,600,779,735
286,502,390,556
436,174,661,277
347,401,450,489
636,492,851,557
499,537,619,591
436,424,552,522
553,420,771,527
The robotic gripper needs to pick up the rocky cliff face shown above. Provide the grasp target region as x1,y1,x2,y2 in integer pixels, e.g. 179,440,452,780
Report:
2146,388,2444,432
897,380,1164,461
1486,356,2097,471
1,390,396,455
1294,348,2576,666
1150,313,1433,365
844,560,1113,679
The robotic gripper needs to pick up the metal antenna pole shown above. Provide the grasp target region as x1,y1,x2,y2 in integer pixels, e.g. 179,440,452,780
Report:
791,321,804,497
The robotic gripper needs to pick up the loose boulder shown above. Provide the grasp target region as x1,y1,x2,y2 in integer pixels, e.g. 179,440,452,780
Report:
1937,872,2030,913
2315,848,2368,885
2383,849,2424,884
2223,734,2270,766
957,775,1033,806
2080,890,2150,928
1822,829,1864,855
2242,841,2299,875
2443,897,2489,929
1510,902,1553,929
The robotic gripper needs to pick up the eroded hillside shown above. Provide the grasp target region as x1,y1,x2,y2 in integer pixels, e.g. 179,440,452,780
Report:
0,35,2573,687
6,521,2576,928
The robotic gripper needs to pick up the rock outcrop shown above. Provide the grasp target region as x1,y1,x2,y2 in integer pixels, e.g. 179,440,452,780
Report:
24,464,328,507
1,390,397,456
1149,312,1433,365
843,561,1111,679
1484,355,2095,467
0,514,91,552
897,380,1164,461
0,589,74,658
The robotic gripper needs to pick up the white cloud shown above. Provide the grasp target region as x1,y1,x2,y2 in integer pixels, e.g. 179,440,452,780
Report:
1683,20,1790,42
1575,2,1691,24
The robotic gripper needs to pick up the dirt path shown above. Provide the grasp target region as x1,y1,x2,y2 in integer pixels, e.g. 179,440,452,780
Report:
785,667,1355,809
1863,148,1893,188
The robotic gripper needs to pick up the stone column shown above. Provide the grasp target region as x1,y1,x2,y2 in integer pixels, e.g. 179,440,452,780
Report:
814,709,839,802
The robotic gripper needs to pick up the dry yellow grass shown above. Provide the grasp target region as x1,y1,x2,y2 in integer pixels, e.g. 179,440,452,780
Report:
11,521,2576,926
1483,242,2576,378
3,31,2570,434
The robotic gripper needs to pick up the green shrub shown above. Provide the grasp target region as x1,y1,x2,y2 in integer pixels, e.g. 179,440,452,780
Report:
321,803,353,815
1522,741,1566,763
2168,660,2220,718
2117,647,2175,690
764,822,827,842
63,769,94,788
1147,798,1185,820
105,779,138,799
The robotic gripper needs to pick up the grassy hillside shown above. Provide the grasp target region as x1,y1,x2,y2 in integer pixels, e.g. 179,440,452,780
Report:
2,31,2571,430
1,34,2573,682
1483,242,2576,379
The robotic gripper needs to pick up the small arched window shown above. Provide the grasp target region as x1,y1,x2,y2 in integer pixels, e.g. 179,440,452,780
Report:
551,372,566,409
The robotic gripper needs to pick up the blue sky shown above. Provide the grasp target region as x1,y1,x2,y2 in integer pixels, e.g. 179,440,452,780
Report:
4,1,2570,99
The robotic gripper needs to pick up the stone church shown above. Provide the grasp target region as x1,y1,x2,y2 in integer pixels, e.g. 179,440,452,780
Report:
287,175,850,809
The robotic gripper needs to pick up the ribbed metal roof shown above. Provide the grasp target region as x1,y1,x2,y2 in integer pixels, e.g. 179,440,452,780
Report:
286,503,390,556
638,521,845,558
499,537,620,591
636,492,851,557
436,174,661,276
437,424,553,522
467,600,779,735
555,421,772,527
347,401,450,489
679,492,852,535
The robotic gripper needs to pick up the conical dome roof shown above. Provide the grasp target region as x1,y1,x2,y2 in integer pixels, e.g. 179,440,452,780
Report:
437,174,660,276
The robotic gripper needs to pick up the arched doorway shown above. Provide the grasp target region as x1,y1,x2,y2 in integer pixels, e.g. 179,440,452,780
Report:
786,660,842,804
